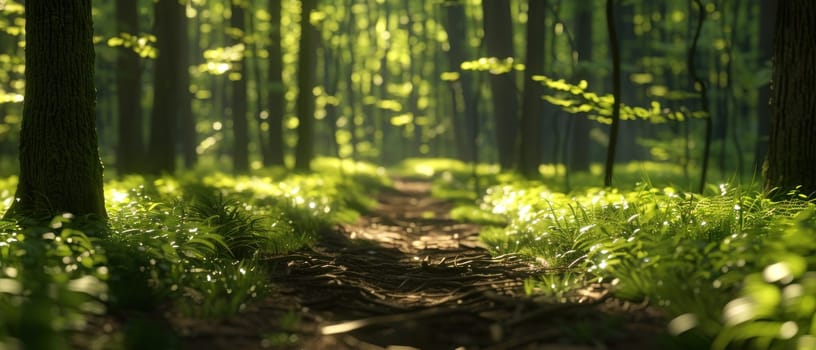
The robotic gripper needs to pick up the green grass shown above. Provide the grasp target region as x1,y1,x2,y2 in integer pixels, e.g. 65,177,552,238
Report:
0,158,387,349
400,158,816,349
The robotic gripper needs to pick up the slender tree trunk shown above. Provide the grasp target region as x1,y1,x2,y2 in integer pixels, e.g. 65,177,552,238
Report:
178,12,196,170
267,0,286,166
230,0,250,173
688,0,712,193
764,0,816,198
603,0,622,187
755,0,776,175
403,0,423,157
377,2,394,165
519,0,546,178
294,0,318,171
568,2,593,173
344,1,359,161
322,39,341,157
482,0,518,170
442,2,476,163
7,0,106,220
115,0,144,175
247,10,271,165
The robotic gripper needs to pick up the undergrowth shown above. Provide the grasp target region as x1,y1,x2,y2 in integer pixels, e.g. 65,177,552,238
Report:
403,158,816,349
0,158,387,349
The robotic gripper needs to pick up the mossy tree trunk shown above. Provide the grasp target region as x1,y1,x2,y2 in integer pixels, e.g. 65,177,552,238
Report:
764,0,816,198
7,0,106,220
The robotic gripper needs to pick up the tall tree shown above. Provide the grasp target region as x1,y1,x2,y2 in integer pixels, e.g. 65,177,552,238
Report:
230,0,250,173
442,1,477,163
343,0,360,161
294,0,318,171
568,2,594,173
115,0,144,175
6,0,106,219
764,0,816,197
147,0,187,174
688,0,712,193
482,0,518,170
266,0,286,166
177,10,196,170
754,0,776,174
518,0,546,178
603,0,622,187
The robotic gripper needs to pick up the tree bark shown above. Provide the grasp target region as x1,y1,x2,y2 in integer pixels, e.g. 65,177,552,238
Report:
115,0,144,175
7,0,106,220
294,0,318,171
764,0,816,198
230,0,250,173
266,0,286,166
568,2,593,173
754,0,776,175
603,0,622,187
178,14,197,170
442,1,476,163
147,0,187,174
519,0,546,178
482,0,518,170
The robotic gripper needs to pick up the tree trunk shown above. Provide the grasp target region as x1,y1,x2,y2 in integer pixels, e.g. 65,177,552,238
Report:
482,0,518,170
147,0,186,174
266,0,286,166
568,2,593,173
603,0,622,187
764,0,816,198
754,0,776,175
518,0,546,178
247,9,271,165
178,12,197,170
230,1,250,173
322,38,341,157
294,0,318,171
442,1,476,163
7,0,106,220
115,0,144,175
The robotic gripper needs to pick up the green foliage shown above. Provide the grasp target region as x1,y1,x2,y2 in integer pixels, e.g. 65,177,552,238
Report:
0,162,385,347
415,157,815,348
460,57,523,74
0,216,109,349
533,75,707,124
105,33,157,58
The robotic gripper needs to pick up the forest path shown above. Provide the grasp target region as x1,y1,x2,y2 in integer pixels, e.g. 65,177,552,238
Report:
180,179,664,349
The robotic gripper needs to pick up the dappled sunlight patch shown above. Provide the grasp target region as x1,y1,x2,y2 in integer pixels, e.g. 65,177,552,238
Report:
0,161,389,345
444,172,816,348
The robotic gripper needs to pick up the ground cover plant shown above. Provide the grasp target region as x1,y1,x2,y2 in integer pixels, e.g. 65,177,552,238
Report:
409,158,816,349
0,158,387,349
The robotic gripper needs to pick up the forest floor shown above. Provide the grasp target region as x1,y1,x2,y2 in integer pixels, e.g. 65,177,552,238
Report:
177,179,666,349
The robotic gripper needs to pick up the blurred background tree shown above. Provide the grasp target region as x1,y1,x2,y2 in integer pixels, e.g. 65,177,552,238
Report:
0,0,799,191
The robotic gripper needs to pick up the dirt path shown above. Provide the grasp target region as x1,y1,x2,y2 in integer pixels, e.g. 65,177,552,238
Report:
180,179,665,349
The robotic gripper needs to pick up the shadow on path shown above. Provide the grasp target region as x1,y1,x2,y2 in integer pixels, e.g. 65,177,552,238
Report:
181,179,664,349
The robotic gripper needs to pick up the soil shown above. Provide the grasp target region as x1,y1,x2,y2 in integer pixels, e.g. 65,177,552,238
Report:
177,179,666,350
